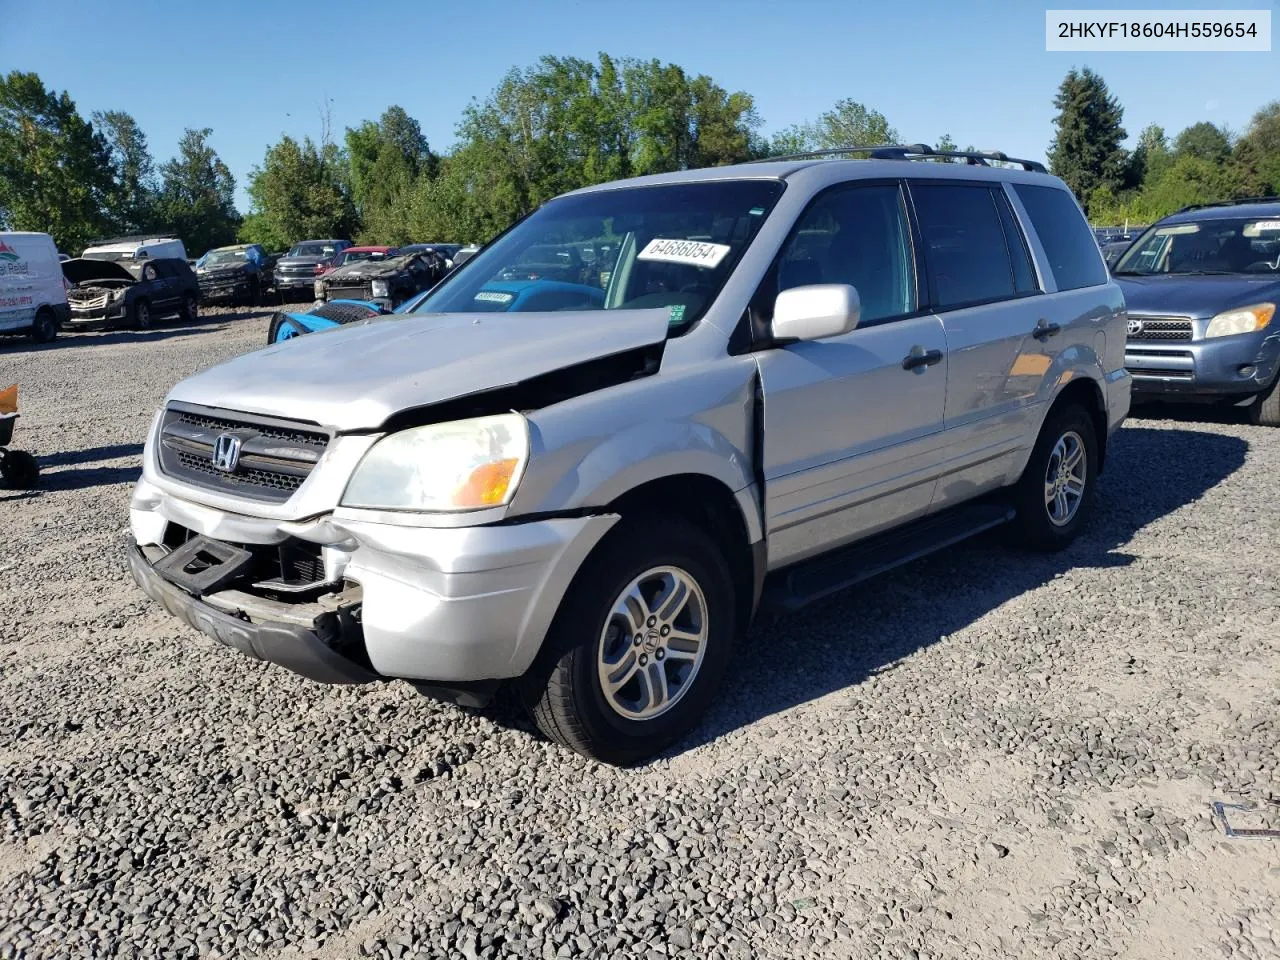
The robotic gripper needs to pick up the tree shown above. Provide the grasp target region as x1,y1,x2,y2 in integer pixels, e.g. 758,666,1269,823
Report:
1237,101,1280,193
766,99,898,157
1047,67,1128,212
156,128,239,256
418,53,761,241
94,110,159,233
244,135,358,245
0,71,113,252
346,106,436,241
1173,121,1231,164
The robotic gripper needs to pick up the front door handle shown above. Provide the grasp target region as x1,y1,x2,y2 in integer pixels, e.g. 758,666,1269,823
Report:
1033,319,1062,340
902,346,944,370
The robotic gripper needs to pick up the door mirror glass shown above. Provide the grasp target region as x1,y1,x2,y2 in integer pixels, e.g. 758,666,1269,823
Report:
771,284,861,341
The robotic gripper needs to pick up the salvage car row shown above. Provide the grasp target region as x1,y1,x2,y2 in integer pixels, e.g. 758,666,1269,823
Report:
0,232,474,341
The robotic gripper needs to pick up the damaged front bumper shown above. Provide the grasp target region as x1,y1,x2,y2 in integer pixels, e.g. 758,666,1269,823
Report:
128,476,618,698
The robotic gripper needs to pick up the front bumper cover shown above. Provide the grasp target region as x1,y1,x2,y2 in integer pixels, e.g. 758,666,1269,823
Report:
1125,330,1280,396
129,542,375,684
129,477,619,687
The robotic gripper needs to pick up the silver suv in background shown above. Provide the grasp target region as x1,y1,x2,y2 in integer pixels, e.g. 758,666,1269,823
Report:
127,144,1130,764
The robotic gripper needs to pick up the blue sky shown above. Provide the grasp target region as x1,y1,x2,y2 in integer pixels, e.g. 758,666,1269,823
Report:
1,0,1274,210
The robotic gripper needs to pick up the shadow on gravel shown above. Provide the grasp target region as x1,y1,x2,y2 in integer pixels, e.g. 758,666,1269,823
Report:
1129,399,1254,426
40,442,143,468
37,464,140,491
0,311,265,354
672,426,1251,756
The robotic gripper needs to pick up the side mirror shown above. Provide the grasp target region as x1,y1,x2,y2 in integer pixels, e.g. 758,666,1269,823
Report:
771,283,861,342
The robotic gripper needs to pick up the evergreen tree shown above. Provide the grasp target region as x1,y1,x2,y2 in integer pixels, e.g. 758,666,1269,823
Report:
1047,67,1128,212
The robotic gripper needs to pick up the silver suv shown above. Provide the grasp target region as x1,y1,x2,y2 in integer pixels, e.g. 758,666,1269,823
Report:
128,145,1131,764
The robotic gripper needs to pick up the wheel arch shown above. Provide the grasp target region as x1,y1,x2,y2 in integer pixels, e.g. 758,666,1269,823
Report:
604,473,764,630
1048,376,1109,474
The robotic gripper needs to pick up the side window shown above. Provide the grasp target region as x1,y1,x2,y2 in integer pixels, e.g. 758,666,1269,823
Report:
1012,183,1107,290
910,182,1018,310
776,182,916,324
994,190,1039,294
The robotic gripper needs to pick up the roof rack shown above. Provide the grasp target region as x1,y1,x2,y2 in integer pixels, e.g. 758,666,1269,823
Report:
752,143,1048,174
1174,195,1280,214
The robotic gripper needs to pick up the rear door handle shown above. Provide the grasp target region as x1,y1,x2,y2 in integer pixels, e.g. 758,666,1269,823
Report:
902,346,944,370
1033,319,1062,340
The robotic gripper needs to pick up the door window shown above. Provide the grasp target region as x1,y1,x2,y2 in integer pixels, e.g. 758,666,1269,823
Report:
911,182,1022,310
775,183,916,324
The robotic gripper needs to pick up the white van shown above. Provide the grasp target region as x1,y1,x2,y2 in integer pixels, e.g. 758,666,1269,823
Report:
0,231,69,343
81,235,187,263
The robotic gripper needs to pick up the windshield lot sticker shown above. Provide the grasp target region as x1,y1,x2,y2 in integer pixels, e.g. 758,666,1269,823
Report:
1244,220,1280,236
638,238,731,269
474,291,515,304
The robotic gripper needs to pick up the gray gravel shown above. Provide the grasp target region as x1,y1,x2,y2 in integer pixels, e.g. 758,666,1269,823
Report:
1,308,1277,959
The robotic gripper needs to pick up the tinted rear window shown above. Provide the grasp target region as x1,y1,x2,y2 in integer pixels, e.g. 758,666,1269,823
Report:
1013,184,1107,291
911,183,1018,309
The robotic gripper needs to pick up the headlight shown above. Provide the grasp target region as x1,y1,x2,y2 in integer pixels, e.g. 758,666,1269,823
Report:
314,280,325,298
370,279,390,299
1205,303,1274,339
341,413,529,511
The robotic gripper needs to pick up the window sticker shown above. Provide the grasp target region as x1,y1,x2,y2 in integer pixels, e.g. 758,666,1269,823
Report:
637,238,732,269
1243,221,1280,236
474,290,515,304
668,304,687,325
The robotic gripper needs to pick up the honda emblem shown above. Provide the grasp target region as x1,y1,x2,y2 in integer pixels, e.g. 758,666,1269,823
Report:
211,433,242,472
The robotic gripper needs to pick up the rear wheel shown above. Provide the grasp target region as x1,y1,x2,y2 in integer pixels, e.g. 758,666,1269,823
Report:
1008,404,1098,551
30,308,57,344
1247,375,1280,427
133,299,152,330
521,514,737,765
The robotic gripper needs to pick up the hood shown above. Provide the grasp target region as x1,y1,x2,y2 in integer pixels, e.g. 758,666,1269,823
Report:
323,254,416,281
167,307,672,432
62,258,136,284
1115,273,1280,319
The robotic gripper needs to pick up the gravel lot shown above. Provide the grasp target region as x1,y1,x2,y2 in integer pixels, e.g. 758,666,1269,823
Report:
1,308,1277,960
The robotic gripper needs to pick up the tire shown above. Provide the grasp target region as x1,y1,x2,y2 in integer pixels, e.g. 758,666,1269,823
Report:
1247,375,1280,427
0,450,39,490
133,300,152,330
30,308,57,344
180,293,198,324
1008,404,1098,552
521,513,738,765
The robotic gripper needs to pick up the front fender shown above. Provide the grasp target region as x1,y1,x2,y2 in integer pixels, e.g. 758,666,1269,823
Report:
510,357,758,519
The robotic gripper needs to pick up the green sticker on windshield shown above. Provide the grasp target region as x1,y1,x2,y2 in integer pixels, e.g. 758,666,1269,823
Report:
749,206,765,216
669,304,687,325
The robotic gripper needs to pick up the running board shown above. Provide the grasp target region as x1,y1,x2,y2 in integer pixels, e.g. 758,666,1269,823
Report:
761,501,1016,613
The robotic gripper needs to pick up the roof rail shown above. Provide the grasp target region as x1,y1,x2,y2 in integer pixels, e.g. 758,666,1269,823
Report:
752,143,1048,174
1174,195,1280,214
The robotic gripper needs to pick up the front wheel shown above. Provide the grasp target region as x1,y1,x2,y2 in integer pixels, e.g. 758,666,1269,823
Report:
0,450,39,489
521,514,737,765
1008,404,1098,551
133,300,152,330
180,294,198,323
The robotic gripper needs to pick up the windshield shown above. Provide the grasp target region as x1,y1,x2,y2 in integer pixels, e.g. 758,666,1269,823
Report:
1115,216,1280,276
82,249,134,262
409,180,785,330
289,243,337,258
203,249,247,266
336,250,393,265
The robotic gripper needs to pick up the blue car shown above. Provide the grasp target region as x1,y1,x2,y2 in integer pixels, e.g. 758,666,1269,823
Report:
266,279,605,344
1111,198,1280,425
